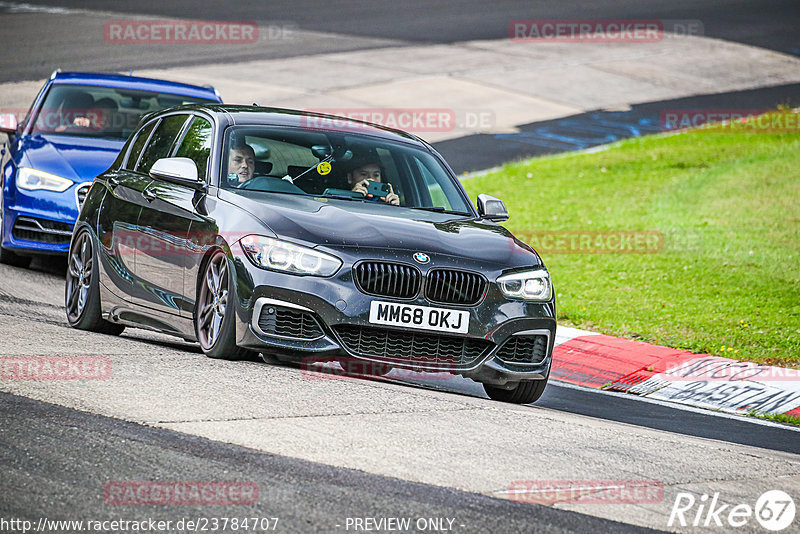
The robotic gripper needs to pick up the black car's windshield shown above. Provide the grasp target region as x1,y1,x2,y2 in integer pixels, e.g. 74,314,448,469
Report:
222,125,473,215
30,84,217,140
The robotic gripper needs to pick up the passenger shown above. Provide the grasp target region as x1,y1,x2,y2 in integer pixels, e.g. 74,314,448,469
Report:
227,143,255,185
346,160,399,205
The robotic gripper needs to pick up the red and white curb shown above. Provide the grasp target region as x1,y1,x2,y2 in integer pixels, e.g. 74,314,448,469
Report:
552,326,800,418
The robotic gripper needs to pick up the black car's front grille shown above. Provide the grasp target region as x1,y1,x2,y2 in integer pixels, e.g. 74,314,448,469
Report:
425,269,486,305
495,335,549,365
257,305,324,339
77,184,91,209
333,324,492,367
12,216,73,245
353,262,421,299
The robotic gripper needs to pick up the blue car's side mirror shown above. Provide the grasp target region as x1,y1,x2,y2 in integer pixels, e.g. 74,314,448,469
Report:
0,113,19,135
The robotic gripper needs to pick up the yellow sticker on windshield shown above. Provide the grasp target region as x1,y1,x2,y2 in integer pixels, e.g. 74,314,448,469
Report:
317,162,331,175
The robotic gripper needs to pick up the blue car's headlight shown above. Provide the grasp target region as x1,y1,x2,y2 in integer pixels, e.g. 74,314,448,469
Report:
497,269,552,301
239,235,342,277
17,167,74,192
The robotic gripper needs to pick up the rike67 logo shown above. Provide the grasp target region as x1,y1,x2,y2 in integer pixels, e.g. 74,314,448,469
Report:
669,490,795,531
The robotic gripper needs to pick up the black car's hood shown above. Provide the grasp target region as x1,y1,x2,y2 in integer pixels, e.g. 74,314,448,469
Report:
221,191,541,266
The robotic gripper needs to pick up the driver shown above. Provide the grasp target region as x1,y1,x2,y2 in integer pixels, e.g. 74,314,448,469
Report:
228,143,255,184
346,161,400,206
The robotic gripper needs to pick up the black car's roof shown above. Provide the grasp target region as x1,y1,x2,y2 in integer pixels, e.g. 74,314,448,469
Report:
162,104,427,146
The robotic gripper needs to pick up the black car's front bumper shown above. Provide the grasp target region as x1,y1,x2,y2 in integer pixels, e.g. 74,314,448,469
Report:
230,251,556,387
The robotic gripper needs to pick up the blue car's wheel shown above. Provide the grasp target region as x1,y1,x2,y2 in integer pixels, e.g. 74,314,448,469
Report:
65,229,124,335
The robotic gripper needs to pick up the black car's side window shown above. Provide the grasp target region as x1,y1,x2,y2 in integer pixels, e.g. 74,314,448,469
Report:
173,116,213,180
135,114,190,174
124,120,157,171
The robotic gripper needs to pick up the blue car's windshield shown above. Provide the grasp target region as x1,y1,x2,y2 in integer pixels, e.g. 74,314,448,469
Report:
30,84,217,141
222,125,474,215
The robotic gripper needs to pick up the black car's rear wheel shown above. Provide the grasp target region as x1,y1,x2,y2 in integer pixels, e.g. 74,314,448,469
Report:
195,250,250,360
65,229,124,335
483,379,548,404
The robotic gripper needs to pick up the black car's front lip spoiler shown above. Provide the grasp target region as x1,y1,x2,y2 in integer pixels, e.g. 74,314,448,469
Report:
238,294,554,385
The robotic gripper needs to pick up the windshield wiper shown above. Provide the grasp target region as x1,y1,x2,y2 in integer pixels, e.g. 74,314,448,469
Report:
408,206,471,216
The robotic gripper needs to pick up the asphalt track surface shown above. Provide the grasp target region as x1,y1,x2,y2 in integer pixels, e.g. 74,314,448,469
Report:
2,0,799,83
9,0,800,54
0,391,656,534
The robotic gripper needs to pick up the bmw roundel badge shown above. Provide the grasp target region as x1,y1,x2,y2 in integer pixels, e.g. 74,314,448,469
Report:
413,252,430,264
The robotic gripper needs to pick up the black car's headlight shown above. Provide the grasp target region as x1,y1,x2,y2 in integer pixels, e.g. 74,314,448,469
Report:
497,269,552,301
17,167,74,192
239,235,342,277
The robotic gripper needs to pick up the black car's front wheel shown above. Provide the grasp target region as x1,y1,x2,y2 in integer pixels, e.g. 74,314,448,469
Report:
195,250,250,360
65,229,125,335
483,379,548,404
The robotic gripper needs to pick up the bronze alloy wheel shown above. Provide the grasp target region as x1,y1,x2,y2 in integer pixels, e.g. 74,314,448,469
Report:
64,229,124,335
197,251,229,350
194,250,250,360
65,231,93,323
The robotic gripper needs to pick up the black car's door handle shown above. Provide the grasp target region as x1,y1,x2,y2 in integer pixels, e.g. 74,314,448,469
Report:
142,189,156,202
108,176,120,189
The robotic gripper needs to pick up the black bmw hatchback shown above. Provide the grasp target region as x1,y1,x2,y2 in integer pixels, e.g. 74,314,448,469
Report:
66,105,556,404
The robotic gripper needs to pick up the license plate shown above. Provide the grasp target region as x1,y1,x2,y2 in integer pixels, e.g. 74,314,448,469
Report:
369,301,469,334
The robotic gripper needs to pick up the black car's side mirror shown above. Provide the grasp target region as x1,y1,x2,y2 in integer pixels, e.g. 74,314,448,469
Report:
150,157,206,191
477,193,509,222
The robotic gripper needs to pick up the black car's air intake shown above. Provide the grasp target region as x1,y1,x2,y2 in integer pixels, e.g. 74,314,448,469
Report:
257,306,324,340
333,324,492,367
495,335,549,364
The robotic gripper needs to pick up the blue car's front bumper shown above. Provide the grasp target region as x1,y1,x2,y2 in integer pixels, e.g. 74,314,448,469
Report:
2,181,89,254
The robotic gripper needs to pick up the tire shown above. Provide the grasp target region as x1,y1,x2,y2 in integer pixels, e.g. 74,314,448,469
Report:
483,379,548,404
65,229,125,335
195,250,251,360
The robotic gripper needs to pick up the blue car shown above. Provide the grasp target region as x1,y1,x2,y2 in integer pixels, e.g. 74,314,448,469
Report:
0,70,222,267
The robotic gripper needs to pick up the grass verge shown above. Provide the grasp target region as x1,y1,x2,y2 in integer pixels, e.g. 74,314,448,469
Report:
462,113,800,367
